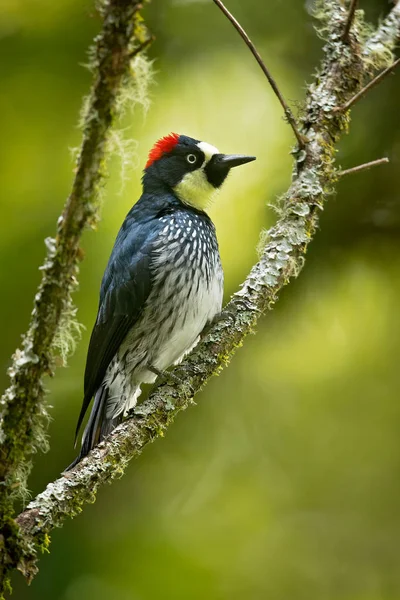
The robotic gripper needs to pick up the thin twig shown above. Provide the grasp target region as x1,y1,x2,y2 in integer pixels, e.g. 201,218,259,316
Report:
212,0,307,149
128,34,155,59
342,0,359,42
338,157,389,177
336,57,400,111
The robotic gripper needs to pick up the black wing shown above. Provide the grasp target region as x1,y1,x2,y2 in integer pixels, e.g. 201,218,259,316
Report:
74,208,160,440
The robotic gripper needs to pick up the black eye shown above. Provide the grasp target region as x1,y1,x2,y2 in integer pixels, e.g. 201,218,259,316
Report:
187,153,197,164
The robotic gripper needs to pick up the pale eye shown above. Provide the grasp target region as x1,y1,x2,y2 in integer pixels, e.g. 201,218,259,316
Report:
187,153,197,164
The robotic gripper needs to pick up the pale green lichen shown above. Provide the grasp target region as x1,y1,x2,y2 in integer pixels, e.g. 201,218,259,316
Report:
78,94,92,131
108,130,139,190
364,4,400,70
118,53,154,117
52,298,85,366
110,53,154,190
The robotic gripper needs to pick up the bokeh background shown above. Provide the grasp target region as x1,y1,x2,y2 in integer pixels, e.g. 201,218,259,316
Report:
1,0,400,598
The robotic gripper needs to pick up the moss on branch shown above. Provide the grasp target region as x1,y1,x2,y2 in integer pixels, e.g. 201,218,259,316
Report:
0,0,152,593
13,0,400,584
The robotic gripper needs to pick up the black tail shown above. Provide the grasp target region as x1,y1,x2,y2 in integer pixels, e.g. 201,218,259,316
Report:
64,385,123,471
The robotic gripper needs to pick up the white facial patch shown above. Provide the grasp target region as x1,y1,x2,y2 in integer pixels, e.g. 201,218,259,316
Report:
197,141,220,164
173,140,220,210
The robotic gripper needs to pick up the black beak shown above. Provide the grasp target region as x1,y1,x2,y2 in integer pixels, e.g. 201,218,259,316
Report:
214,154,256,169
205,153,256,188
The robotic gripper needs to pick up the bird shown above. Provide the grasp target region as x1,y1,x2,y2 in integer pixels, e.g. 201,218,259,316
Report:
67,133,255,469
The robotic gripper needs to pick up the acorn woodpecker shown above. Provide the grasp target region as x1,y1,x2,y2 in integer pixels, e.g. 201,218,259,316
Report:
68,133,255,468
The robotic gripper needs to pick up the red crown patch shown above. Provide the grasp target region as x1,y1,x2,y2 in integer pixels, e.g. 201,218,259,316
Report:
145,133,180,168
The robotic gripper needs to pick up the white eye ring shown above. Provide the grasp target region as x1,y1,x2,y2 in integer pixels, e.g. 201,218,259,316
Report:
187,153,197,164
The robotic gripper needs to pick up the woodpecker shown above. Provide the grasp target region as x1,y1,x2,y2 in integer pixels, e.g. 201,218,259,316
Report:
68,133,255,469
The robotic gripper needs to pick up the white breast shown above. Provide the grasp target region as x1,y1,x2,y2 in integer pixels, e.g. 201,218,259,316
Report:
148,212,223,370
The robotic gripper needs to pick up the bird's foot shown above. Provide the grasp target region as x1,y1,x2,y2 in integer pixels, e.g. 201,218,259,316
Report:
147,364,194,396
147,364,183,386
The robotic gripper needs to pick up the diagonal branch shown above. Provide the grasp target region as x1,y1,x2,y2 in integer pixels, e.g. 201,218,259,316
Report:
364,0,400,54
336,57,400,111
14,0,400,580
212,0,307,149
338,157,389,177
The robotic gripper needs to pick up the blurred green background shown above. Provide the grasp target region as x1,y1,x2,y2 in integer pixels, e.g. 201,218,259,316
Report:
1,0,400,598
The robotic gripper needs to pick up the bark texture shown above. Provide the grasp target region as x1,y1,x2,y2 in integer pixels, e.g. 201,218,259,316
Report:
15,0,400,581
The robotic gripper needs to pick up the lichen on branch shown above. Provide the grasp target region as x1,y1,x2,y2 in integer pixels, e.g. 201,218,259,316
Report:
14,0,400,584
0,0,152,593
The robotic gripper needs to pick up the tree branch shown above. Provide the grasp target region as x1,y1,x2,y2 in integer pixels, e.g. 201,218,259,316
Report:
0,0,151,592
364,0,400,55
14,0,400,581
342,0,359,42
212,0,307,149
338,157,389,177
336,57,400,111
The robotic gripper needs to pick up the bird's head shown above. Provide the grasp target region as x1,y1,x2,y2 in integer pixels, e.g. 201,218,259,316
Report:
143,133,256,211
